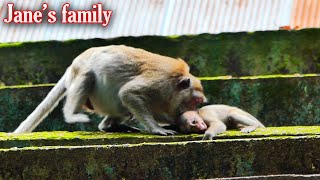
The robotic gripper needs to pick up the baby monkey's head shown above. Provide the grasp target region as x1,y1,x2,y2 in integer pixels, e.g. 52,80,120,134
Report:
178,111,207,133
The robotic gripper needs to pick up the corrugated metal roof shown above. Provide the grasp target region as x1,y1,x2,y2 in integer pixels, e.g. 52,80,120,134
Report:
290,0,320,29
0,0,316,43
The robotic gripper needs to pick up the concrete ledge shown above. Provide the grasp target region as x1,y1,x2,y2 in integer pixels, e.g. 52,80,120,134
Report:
1,75,320,132
1,127,320,179
1,126,320,148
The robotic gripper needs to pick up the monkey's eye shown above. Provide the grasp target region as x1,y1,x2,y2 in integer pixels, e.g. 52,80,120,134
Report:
191,118,197,125
178,78,190,90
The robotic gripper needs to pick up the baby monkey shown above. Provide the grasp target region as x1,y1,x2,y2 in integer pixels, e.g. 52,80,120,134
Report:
178,105,265,140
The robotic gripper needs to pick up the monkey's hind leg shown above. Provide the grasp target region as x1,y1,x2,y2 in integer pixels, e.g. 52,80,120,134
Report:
230,112,264,133
63,72,94,123
229,112,262,133
98,116,116,131
98,116,140,132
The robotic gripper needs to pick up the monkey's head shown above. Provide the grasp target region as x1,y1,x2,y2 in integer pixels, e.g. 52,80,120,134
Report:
178,111,207,133
166,59,206,117
170,75,207,115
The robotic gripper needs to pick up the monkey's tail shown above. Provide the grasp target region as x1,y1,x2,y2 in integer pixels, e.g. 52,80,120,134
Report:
13,74,67,133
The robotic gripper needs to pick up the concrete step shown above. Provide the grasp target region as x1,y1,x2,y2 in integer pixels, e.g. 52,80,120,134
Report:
1,126,320,179
0,29,319,85
1,74,320,132
2,126,319,149
214,174,320,180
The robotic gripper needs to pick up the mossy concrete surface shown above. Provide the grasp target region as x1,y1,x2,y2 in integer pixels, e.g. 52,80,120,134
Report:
1,29,320,85
214,174,320,180
2,129,320,179
1,75,320,132
1,126,319,149
1,131,202,149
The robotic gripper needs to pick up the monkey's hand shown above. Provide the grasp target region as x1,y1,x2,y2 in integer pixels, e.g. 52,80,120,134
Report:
148,126,177,136
202,132,217,140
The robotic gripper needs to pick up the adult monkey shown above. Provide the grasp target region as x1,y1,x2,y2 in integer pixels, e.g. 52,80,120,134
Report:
14,45,207,135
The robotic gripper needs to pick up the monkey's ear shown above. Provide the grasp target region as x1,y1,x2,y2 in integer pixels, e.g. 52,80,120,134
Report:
178,78,191,89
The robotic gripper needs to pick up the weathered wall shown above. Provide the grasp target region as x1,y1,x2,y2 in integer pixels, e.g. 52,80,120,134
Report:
0,85,102,132
203,75,320,127
1,134,320,179
1,75,320,132
0,29,320,85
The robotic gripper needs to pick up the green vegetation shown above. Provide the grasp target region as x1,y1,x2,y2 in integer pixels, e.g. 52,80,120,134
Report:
198,73,319,80
0,84,55,89
0,42,23,48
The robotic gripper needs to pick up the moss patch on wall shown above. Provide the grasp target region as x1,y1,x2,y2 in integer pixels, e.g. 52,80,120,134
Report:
0,29,320,85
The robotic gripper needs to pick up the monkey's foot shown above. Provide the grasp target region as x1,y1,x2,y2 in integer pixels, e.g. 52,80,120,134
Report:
150,127,177,136
65,114,91,123
240,126,257,133
99,124,141,133
98,120,112,131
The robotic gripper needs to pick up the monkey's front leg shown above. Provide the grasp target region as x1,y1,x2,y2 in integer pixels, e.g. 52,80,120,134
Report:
203,121,227,140
119,93,176,135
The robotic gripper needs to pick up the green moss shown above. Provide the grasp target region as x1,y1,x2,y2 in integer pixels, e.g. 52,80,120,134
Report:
168,35,180,39
198,73,319,80
1,73,318,89
104,166,114,175
0,131,202,141
235,153,255,176
22,164,50,179
1,126,320,149
2,132,320,152
0,84,55,89
0,126,315,141
85,158,98,177
0,42,23,48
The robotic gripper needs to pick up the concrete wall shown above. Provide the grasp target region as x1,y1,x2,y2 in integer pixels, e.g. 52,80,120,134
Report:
1,29,320,85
